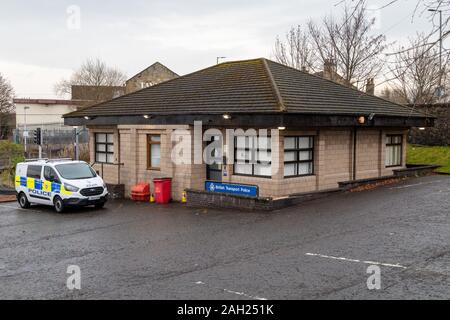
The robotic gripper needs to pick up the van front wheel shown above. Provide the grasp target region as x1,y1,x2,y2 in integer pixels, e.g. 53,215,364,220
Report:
53,196,65,213
18,192,30,209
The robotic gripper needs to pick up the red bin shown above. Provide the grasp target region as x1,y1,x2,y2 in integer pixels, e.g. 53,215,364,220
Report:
131,183,150,201
153,178,172,204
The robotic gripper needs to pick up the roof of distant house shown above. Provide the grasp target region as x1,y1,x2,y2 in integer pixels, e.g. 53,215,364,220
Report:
13,98,88,106
64,58,427,119
126,62,179,83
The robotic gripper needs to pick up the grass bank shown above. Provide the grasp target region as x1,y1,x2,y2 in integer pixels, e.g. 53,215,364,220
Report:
407,145,450,174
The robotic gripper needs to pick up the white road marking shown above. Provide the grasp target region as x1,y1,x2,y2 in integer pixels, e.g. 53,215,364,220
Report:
389,180,444,190
305,253,407,269
195,281,267,300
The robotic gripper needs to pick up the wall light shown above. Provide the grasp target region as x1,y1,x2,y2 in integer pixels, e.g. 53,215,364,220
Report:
278,126,286,130
419,127,426,131
143,115,150,119
84,116,90,120
358,116,366,124
222,114,231,120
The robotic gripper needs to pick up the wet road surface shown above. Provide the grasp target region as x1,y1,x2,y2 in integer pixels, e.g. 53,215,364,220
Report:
0,175,449,299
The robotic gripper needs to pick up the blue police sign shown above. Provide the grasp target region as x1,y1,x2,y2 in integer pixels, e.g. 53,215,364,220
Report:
205,181,258,197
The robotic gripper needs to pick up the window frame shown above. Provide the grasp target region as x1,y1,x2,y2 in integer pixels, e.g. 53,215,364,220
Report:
44,166,61,183
385,134,403,168
284,136,315,178
95,133,114,164
147,134,161,171
233,135,272,179
27,165,42,180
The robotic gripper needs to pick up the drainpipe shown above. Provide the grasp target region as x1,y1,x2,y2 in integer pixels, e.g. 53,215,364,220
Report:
353,128,357,180
117,129,121,185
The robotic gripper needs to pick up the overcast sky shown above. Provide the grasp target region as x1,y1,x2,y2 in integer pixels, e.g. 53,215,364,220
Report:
0,0,447,98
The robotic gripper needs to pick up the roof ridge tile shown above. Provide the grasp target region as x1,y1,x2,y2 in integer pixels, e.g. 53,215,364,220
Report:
261,58,286,112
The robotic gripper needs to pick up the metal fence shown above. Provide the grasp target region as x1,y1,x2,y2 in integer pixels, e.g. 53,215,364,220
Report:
12,126,89,159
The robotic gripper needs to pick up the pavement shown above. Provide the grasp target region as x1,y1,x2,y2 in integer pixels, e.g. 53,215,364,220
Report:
0,175,449,300
0,195,16,203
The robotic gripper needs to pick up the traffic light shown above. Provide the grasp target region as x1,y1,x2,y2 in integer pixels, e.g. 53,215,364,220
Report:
33,128,42,145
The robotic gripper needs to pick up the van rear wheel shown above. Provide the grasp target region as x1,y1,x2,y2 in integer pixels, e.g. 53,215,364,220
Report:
18,192,30,209
53,196,65,213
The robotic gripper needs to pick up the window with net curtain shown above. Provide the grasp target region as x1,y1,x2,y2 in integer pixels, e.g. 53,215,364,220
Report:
234,135,272,177
284,136,314,177
147,135,161,170
385,135,402,167
95,133,114,164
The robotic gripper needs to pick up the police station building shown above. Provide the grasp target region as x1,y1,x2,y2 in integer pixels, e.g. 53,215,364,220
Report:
64,58,432,206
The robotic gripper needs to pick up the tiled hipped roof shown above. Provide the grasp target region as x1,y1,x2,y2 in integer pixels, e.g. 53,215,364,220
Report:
64,58,426,119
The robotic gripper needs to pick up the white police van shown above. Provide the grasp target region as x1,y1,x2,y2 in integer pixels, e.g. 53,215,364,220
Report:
15,159,108,213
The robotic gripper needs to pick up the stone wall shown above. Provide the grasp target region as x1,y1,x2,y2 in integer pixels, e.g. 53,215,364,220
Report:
88,125,408,201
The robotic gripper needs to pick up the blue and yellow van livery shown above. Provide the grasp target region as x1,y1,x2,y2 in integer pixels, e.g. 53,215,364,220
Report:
15,176,73,196
15,159,108,213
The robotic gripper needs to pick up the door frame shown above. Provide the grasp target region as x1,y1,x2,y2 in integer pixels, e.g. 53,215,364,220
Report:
206,135,223,182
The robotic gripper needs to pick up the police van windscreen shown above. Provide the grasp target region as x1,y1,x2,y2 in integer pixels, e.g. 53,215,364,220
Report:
55,163,97,180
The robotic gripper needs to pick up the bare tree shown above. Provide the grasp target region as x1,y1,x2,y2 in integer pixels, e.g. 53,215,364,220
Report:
273,25,317,72
0,73,14,140
55,58,127,99
387,34,449,104
274,1,386,90
379,87,409,104
308,0,387,89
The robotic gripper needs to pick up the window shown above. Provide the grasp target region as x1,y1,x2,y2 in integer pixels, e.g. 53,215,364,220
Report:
385,135,403,167
44,166,60,183
147,135,161,170
284,136,314,177
141,81,154,88
95,133,114,163
55,163,97,180
27,165,42,179
234,136,272,177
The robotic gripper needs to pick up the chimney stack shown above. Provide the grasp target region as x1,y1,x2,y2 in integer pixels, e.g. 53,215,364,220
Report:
366,78,375,95
323,59,336,81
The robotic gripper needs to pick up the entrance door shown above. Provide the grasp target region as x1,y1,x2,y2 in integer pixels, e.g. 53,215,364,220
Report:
206,136,222,182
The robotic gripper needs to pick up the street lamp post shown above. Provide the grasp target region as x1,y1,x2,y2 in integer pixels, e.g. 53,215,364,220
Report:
23,106,30,157
429,8,443,98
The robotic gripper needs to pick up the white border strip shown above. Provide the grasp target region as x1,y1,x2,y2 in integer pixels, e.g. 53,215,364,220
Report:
305,253,407,269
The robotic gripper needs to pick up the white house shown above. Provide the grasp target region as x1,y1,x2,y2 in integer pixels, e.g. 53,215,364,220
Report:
14,99,85,130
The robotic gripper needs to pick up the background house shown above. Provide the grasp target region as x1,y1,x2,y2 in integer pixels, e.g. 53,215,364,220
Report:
14,99,86,130
71,85,125,105
13,98,89,158
125,62,179,94
69,62,178,104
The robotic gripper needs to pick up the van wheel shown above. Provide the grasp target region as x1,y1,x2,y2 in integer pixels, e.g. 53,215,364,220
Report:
18,192,30,209
53,196,65,213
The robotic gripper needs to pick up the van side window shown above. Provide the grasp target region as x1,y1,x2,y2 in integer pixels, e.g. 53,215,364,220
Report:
44,167,60,183
27,165,42,180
